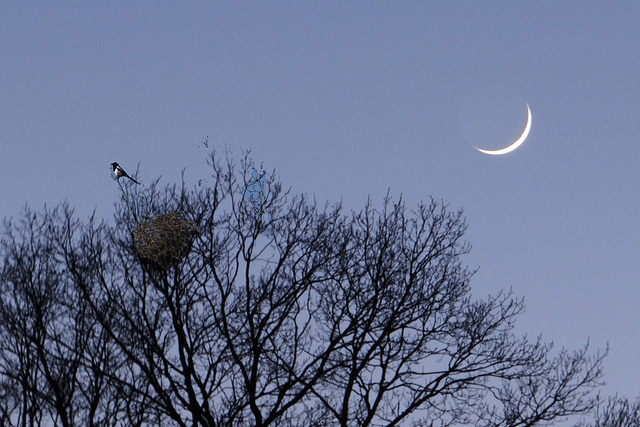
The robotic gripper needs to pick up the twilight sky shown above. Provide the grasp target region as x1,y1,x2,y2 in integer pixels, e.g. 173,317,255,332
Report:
2,1,639,415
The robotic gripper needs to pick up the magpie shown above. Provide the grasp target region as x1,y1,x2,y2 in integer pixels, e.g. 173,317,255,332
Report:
111,162,140,184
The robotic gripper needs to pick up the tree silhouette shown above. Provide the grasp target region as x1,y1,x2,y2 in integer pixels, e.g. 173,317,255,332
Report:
578,395,640,427
0,153,606,426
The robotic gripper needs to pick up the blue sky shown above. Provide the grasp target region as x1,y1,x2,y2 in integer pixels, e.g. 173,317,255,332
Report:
2,2,639,410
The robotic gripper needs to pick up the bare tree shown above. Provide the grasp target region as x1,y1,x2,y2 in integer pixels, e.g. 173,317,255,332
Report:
0,153,606,426
0,205,128,426
578,395,640,427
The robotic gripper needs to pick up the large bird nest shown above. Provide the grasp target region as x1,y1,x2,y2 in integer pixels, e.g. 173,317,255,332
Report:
134,211,195,269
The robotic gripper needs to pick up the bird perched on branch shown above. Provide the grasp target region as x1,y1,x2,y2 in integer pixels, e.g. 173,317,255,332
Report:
111,162,140,184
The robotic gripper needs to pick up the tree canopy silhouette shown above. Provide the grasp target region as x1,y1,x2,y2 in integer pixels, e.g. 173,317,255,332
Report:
0,154,606,426
578,395,640,427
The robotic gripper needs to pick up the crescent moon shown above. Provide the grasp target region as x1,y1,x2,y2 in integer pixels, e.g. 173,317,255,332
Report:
475,104,532,155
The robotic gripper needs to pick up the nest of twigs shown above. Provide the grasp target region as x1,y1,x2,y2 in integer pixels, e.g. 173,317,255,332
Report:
134,211,195,269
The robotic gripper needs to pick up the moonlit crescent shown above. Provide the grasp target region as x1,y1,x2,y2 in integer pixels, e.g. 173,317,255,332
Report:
475,104,531,155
